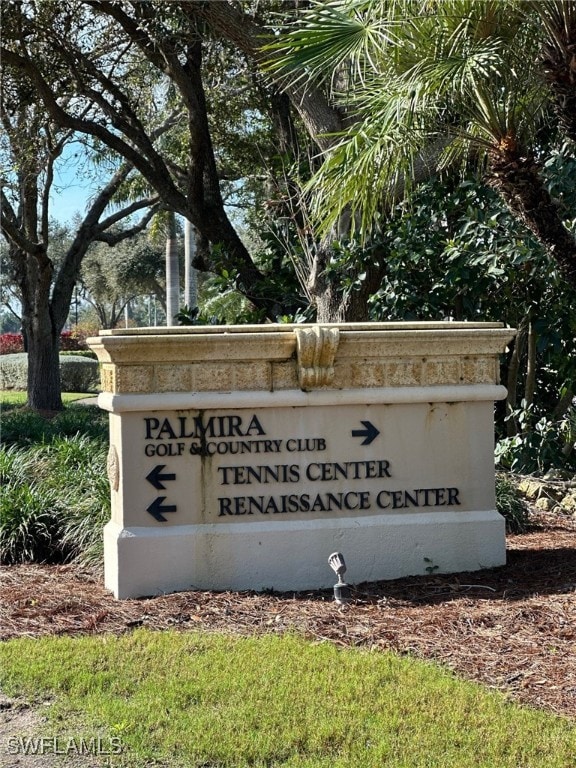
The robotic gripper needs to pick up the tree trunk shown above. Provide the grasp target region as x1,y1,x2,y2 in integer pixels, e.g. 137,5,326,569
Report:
315,283,373,323
190,2,345,152
489,145,576,288
26,324,62,413
310,247,386,322
553,387,575,420
540,7,576,144
524,318,537,411
165,212,180,326
184,219,199,311
506,316,528,437
20,253,63,412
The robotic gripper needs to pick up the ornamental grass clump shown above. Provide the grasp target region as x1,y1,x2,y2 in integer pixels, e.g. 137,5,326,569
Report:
495,473,530,533
1,403,108,446
0,445,65,564
0,404,109,565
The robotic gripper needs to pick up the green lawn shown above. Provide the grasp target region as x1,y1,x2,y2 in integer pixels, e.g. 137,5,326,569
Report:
0,390,95,406
1,630,575,768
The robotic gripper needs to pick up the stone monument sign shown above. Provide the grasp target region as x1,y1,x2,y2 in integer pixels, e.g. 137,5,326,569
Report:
88,322,515,599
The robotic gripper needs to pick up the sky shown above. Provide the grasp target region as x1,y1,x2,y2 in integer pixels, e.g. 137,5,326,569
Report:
48,141,109,225
48,142,242,230
49,180,93,224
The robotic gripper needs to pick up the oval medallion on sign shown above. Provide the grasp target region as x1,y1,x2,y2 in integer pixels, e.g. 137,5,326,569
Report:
107,445,120,492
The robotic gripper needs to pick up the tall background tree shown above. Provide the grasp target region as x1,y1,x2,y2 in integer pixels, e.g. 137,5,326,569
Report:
0,46,159,411
8,1,576,322
80,229,166,329
1,2,281,317
1,1,350,321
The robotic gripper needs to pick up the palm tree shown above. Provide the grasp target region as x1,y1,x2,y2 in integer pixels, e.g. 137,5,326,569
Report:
539,0,576,143
184,219,199,312
165,210,180,326
268,0,576,288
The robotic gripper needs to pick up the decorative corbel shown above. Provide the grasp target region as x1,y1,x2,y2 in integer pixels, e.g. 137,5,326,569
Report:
295,326,340,390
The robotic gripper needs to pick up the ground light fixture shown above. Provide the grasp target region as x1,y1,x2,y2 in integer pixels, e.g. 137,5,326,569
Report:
328,552,351,604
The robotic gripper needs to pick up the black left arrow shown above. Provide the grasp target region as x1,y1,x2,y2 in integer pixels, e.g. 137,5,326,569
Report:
146,464,176,490
147,497,177,522
351,420,380,446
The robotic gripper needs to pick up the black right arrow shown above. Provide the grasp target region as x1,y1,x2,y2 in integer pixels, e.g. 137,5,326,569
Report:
146,464,176,490
351,420,380,446
147,497,177,522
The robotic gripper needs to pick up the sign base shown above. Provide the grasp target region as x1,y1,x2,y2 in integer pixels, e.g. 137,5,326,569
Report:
104,510,505,599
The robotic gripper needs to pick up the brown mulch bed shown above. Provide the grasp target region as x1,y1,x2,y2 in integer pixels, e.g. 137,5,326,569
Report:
2,509,576,721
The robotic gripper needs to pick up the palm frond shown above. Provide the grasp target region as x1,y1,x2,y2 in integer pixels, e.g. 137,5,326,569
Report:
263,0,404,90
534,0,576,56
302,83,437,237
265,0,560,243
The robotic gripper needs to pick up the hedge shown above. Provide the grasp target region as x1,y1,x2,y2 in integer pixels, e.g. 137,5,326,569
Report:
0,330,91,355
0,353,100,393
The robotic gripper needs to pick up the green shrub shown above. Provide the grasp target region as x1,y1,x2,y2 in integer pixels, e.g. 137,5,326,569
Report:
0,353,99,392
43,436,109,565
59,355,100,392
495,473,530,533
0,405,110,565
0,446,65,563
0,436,109,565
495,402,576,475
58,460,110,566
46,405,108,442
1,404,108,447
0,353,28,390
0,407,53,445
